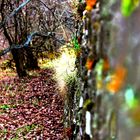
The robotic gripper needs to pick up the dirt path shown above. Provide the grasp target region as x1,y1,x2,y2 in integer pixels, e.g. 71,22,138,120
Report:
0,69,64,139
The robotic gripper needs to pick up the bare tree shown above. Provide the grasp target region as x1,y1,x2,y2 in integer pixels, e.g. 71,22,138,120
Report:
0,0,76,77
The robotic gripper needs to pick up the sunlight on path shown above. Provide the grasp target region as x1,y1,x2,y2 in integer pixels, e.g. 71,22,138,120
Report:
52,47,76,97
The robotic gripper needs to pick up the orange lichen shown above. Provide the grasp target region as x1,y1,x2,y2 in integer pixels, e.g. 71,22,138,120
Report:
86,58,94,70
86,0,97,11
106,65,127,93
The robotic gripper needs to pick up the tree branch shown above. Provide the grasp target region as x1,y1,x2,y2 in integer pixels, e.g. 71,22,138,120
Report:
0,31,53,57
0,0,31,29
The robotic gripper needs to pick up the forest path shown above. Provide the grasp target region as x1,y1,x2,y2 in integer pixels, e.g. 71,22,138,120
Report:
0,69,64,139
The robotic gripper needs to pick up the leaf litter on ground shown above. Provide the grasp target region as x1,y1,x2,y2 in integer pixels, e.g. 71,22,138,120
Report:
0,69,64,139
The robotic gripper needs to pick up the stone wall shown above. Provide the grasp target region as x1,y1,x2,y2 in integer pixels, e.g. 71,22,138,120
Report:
64,0,140,140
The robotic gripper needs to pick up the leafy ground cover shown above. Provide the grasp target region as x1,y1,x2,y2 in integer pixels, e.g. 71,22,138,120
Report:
0,69,64,139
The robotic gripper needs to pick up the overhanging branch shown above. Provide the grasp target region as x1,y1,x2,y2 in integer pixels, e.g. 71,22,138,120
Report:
0,31,53,57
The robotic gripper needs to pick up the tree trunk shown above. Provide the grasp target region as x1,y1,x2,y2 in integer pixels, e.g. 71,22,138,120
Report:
11,49,27,77
25,47,39,70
